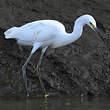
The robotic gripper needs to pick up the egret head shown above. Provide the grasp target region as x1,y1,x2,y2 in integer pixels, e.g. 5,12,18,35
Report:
85,15,104,42
77,15,104,42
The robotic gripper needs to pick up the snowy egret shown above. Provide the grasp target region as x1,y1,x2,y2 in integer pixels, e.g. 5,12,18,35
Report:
4,14,104,97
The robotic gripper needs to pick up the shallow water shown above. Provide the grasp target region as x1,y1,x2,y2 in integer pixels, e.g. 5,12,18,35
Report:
0,96,110,110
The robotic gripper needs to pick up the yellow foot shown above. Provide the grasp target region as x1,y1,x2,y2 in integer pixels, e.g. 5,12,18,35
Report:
27,93,29,97
44,94,49,98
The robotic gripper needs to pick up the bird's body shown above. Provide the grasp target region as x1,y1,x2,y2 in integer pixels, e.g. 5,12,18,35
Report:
5,17,85,48
4,15,103,97
5,20,66,47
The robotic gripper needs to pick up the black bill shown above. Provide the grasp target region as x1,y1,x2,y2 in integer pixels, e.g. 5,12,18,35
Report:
93,27,104,42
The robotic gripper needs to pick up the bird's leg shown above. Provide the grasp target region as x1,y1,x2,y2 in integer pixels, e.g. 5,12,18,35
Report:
36,47,47,72
22,53,33,96
22,43,42,96
36,46,48,97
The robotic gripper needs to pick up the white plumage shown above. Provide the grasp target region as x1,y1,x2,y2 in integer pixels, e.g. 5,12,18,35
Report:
4,15,97,48
4,14,103,97
5,20,66,47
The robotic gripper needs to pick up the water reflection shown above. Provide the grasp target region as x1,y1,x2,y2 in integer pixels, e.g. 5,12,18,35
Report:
0,96,110,110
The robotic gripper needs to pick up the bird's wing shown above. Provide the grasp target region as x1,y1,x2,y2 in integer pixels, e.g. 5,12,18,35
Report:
14,21,57,42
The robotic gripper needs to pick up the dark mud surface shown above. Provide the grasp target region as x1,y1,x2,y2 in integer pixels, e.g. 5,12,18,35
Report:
0,0,110,97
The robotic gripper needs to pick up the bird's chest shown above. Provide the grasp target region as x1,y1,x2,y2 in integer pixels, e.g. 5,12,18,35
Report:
51,36,67,48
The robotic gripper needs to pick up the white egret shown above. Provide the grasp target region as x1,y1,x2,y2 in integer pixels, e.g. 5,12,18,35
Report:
4,14,104,97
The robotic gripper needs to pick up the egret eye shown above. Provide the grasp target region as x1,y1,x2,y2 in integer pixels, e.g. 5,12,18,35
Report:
90,22,92,25
89,22,96,28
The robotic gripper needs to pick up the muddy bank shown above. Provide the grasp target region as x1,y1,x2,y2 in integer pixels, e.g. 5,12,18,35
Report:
0,0,110,96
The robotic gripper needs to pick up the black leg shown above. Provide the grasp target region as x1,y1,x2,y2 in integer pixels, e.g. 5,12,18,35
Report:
22,53,33,96
36,46,48,97
22,43,42,96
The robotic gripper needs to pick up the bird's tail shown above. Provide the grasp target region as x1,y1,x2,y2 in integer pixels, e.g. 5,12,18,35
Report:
4,27,18,39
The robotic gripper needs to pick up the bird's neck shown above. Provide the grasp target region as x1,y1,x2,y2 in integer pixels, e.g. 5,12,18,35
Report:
52,18,84,48
62,20,84,45
70,20,83,41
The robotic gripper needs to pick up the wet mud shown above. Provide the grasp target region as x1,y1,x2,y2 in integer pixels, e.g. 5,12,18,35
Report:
0,0,110,96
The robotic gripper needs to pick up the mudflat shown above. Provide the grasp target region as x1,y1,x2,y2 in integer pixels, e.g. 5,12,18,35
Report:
0,0,110,96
